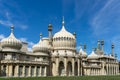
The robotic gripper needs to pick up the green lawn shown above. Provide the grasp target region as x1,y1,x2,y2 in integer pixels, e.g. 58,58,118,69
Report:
0,76,120,80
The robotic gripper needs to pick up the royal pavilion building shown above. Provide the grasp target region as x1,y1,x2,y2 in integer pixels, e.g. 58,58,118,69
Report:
0,17,119,77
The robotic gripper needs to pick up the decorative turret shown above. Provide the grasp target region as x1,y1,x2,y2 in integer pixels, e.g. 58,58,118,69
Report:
48,23,52,46
79,45,87,58
32,34,49,54
73,32,76,38
97,40,101,50
101,40,104,51
111,43,114,57
88,48,98,60
84,44,86,52
1,25,22,51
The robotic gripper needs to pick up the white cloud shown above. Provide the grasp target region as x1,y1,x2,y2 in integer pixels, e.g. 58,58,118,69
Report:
0,20,12,27
0,1,28,30
28,42,35,47
0,34,5,40
27,42,35,52
91,0,120,36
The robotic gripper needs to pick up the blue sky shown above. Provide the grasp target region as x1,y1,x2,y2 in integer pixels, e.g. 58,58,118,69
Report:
0,0,120,60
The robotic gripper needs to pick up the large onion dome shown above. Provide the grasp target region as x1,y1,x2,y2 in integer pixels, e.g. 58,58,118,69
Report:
79,47,87,58
32,34,49,53
1,25,22,51
53,17,76,50
88,50,98,60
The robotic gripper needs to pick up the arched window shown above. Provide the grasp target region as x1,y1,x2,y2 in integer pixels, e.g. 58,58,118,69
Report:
59,61,64,76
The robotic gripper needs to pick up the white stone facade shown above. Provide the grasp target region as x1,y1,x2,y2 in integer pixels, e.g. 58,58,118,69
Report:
0,18,119,77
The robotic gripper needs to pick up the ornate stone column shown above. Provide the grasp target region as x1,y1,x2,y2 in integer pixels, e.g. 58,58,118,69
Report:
56,57,59,76
39,66,41,76
78,59,80,76
15,65,19,77
34,66,37,77
44,66,47,76
64,57,67,76
22,65,25,77
28,66,31,77
72,58,74,76
9,65,13,77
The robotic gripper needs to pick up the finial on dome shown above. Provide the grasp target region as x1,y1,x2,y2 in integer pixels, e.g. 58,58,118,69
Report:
40,33,42,39
61,16,66,31
62,16,64,26
62,16,65,27
11,25,14,33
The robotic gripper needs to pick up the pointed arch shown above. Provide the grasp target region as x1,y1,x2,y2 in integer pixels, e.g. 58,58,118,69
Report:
67,61,72,76
59,61,65,76
74,62,78,76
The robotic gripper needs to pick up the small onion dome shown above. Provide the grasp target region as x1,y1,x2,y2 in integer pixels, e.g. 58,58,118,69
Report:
79,48,87,58
32,36,49,53
1,25,22,51
87,50,98,59
53,17,76,50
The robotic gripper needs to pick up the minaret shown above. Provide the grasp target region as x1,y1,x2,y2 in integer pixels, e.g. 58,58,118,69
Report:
40,33,42,40
62,16,64,27
84,44,86,52
101,40,104,51
111,43,114,57
11,25,14,33
73,32,76,38
97,40,101,50
48,23,52,46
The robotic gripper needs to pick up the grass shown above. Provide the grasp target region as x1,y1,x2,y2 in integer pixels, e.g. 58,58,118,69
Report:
0,75,120,80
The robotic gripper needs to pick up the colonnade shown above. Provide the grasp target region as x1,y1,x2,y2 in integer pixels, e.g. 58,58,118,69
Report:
106,63,119,75
1,64,47,77
53,57,82,76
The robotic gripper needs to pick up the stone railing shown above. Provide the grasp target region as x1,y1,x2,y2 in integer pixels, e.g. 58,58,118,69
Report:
1,60,49,65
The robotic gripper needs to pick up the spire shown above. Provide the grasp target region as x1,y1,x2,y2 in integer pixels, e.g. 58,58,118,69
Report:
97,40,101,50
84,44,86,52
40,33,42,40
62,16,65,30
62,16,64,26
111,43,114,57
101,40,104,51
11,25,14,33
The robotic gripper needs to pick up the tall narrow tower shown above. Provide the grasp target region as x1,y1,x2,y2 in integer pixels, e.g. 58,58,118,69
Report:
97,40,101,50
101,40,104,52
84,44,86,52
111,43,114,57
48,23,52,46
